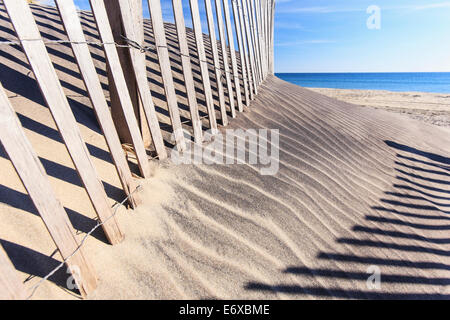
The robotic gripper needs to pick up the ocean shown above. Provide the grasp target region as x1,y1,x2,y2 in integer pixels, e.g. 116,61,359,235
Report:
275,72,450,94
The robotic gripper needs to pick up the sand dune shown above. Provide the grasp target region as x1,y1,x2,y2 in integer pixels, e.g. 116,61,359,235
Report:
0,4,449,299
85,76,450,299
310,88,450,128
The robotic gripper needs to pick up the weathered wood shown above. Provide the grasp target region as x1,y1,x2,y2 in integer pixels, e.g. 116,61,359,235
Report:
4,0,124,245
0,243,27,299
231,0,251,105
204,0,228,126
222,0,244,112
269,0,275,75
214,0,236,118
263,0,269,78
115,0,168,159
239,0,258,96
171,0,203,143
256,0,266,79
103,0,151,151
89,0,152,178
0,83,97,297
54,0,141,208
146,0,186,151
188,0,218,134
246,0,262,85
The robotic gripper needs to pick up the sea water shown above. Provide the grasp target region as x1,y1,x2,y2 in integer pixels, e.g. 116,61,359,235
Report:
275,72,450,94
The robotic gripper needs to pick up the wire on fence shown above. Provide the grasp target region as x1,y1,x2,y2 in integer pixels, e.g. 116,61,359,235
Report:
26,184,143,300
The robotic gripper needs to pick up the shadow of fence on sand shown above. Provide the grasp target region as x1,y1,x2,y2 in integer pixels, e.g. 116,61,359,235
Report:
245,140,450,299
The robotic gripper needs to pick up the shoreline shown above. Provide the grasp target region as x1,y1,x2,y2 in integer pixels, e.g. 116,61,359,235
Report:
306,87,450,128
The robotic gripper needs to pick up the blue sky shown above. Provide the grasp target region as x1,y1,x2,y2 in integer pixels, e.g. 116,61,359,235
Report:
49,0,450,73
274,0,450,72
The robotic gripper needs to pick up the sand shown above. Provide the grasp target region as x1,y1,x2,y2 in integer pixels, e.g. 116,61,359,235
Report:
1,4,449,299
310,88,450,128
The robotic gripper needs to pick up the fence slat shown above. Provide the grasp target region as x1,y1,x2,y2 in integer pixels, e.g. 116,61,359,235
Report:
263,0,269,78
231,0,251,104
188,0,218,134
4,0,124,245
204,0,228,126
105,1,152,150
0,83,97,297
54,0,141,208
246,0,261,85
222,0,244,112
0,243,27,299
214,0,236,118
239,0,258,96
115,0,168,159
88,0,152,178
269,0,275,74
146,0,186,151
171,0,203,143
256,0,266,79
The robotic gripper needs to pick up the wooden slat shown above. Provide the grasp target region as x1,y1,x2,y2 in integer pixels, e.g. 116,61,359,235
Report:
239,0,258,96
104,1,151,150
269,0,275,74
0,83,97,297
246,0,262,85
264,0,269,78
257,0,266,80
257,0,266,79
204,0,228,126
188,0,218,134
54,0,141,208
231,0,251,105
222,0,244,112
0,243,27,299
171,0,203,143
115,0,168,158
4,0,124,245
214,0,236,118
146,0,186,151
88,0,152,178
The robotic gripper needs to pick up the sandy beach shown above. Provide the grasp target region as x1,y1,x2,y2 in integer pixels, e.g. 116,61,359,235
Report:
310,88,450,128
1,4,449,300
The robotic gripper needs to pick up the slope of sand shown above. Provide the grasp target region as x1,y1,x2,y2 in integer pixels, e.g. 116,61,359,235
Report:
0,4,450,299
310,88,450,128
85,77,450,300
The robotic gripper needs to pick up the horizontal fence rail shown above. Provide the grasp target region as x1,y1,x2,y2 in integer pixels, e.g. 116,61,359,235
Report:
0,0,275,299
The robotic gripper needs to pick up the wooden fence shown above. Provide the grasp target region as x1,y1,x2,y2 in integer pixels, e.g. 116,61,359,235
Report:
0,0,275,299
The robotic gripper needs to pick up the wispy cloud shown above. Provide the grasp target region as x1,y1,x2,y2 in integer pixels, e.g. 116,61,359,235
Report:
412,2,450,10
277,1,450,14
275,39,336,47
277,6,364,14
275,21,304,30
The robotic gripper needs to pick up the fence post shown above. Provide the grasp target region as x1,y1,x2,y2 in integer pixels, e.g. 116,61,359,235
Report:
0,243,27,299
246,0,262,86
146,0,186,152
222,0,244,112
204,0,228,126
4,0,124,245
54,0,141,208
231,0,251,105
269,0,275,75
214,0,236,118
188,0,218,134
89,0,153,177
171,0,203,144
115,0,168,159
239,0,258,96
102,0,151,150
257,0,266,79
0,83,97,297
